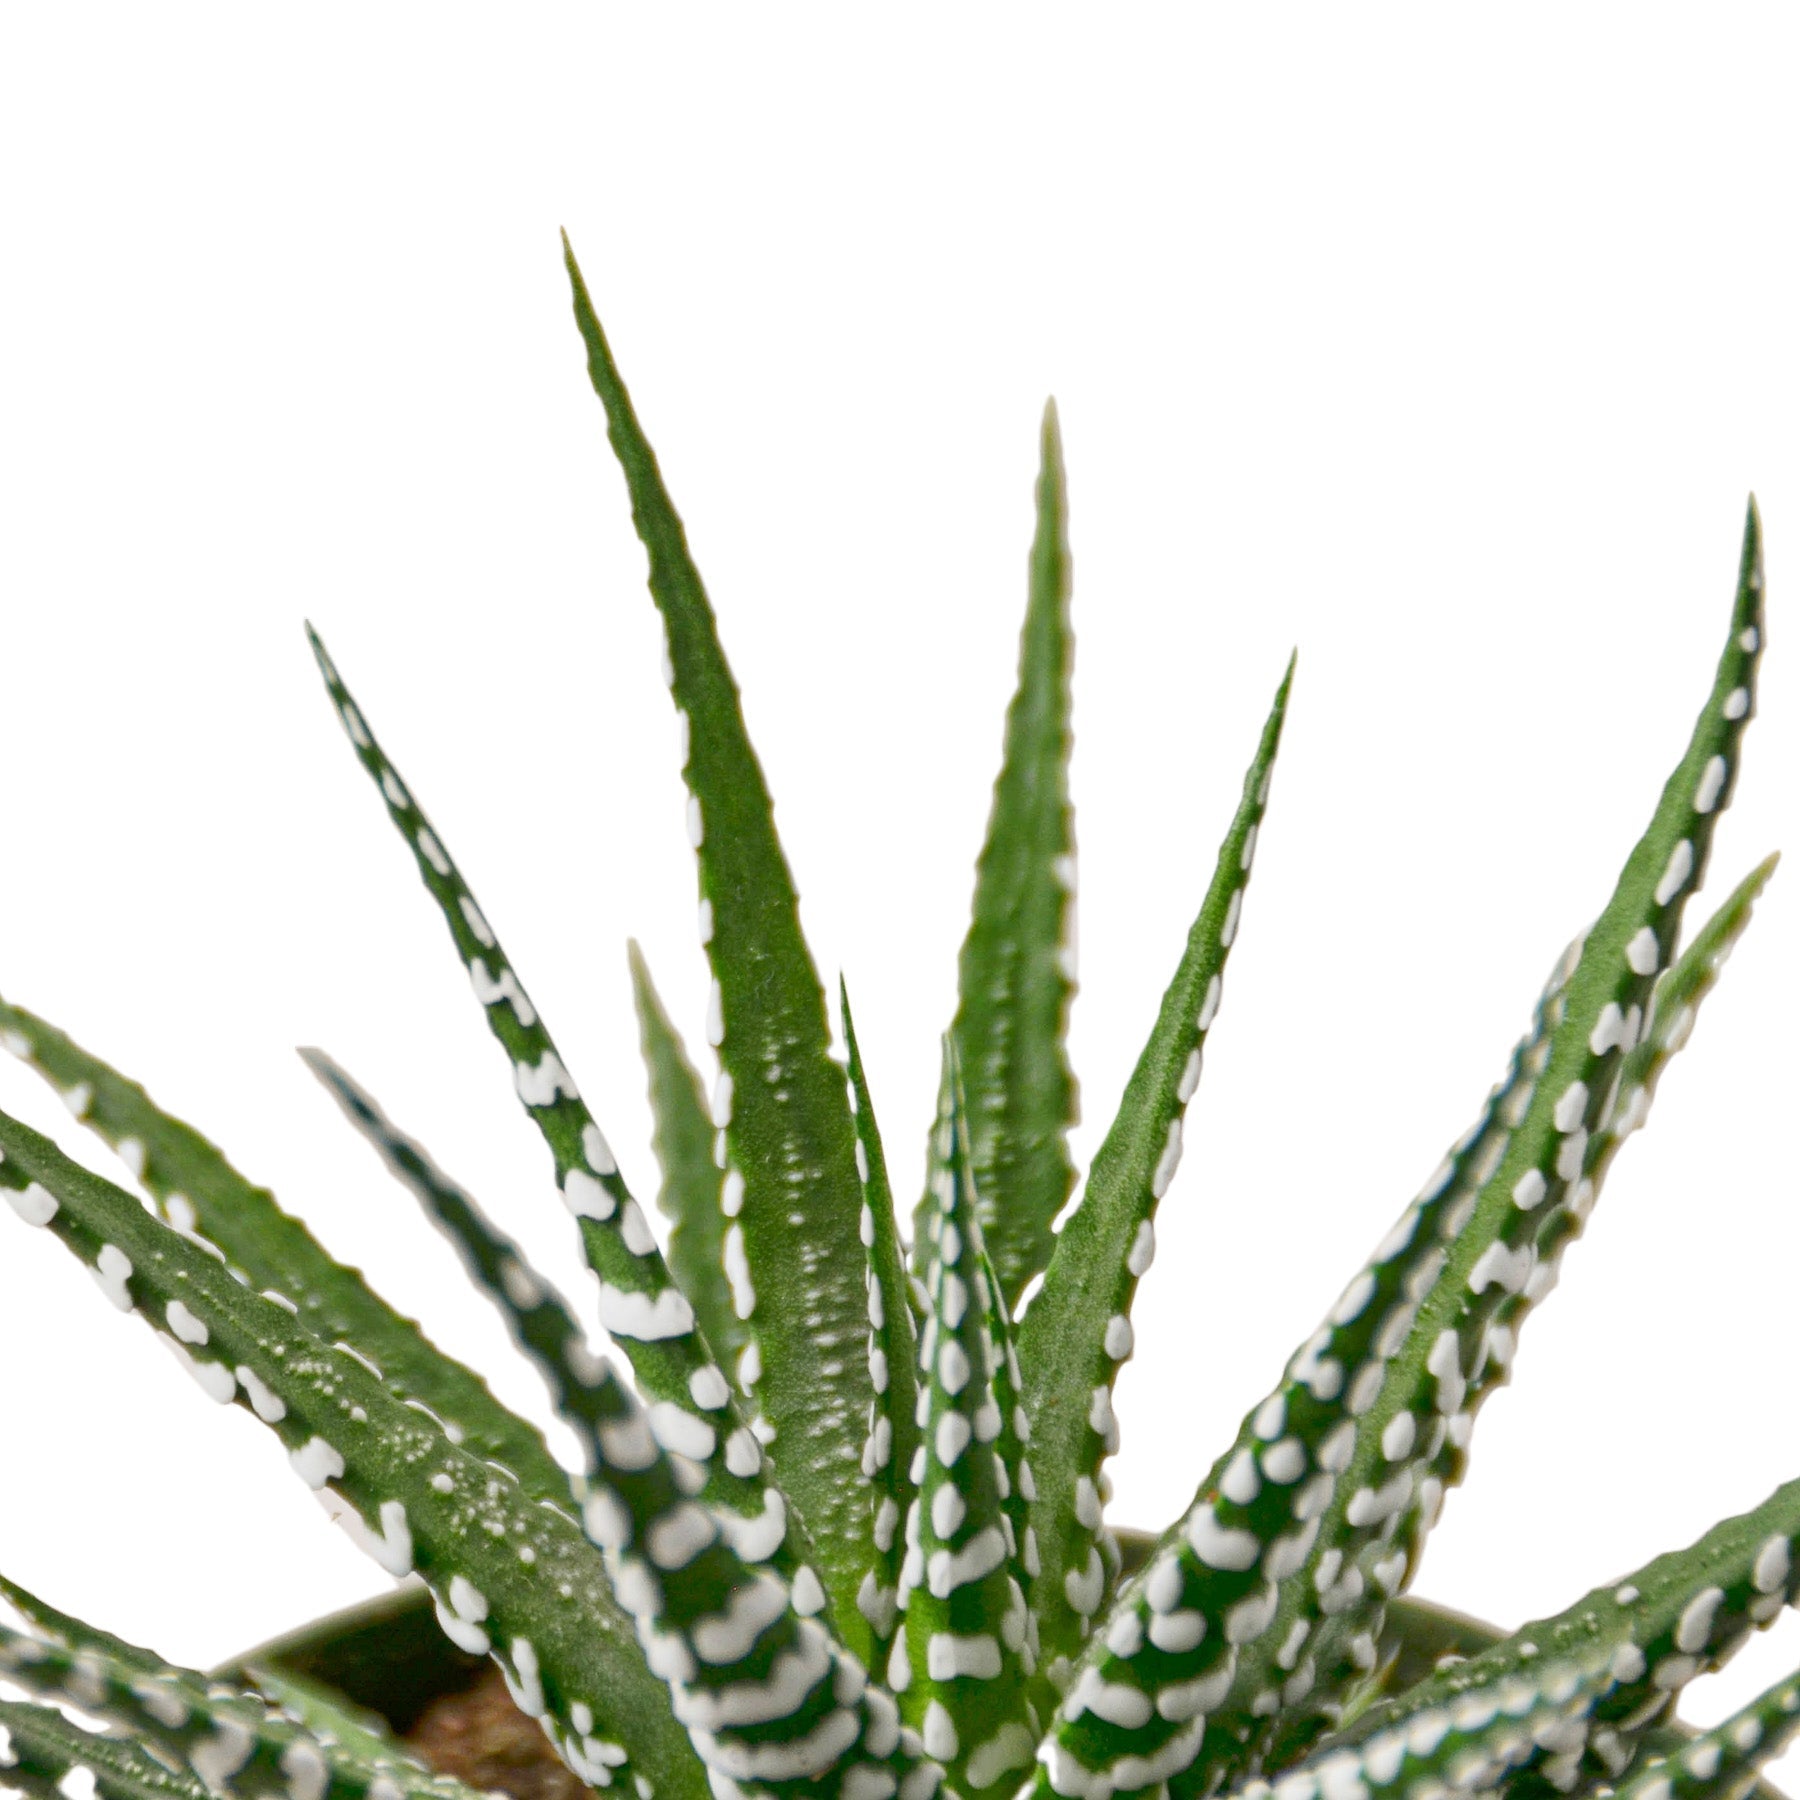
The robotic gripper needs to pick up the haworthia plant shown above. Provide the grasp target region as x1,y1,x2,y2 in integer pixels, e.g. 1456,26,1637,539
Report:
0,235,1792,1800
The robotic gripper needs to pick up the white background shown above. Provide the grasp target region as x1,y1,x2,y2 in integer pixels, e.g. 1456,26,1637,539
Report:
2,5,1798,1782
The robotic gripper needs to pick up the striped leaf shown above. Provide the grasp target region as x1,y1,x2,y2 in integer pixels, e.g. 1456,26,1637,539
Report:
888,1045,1037,1799
925,400,1078,1315
0,1581,467,1800
306,631,806,1580
1292,1475,1800,1800
628,941,748,1389
0,1108,707,1800
841,981,922,1659
1253,503,1770,1767
240,1667,426,1776
1371,851,1779,1639
564,1340,936,1800
1017,656,1294,1687
299,1047,609,1467
1022,506,1765,1800
0,1699,214,1800
0,996,570,1508
565,239,875,1649
1609,1662,1800,1800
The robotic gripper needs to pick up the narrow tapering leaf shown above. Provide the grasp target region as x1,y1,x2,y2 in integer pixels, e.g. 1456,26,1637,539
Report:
1610,1662,1800,1800
0,1583,468,1800
1017,656,1293,1684
0,997,570,1508
0,1699,214,1800
300,1047,610,1463
306,631,801,1577
1378,851,1780,1619
1256,508,1770,1764
1026,508,1765,1800
888,1044,1036,1799
241,1667,425,1777
0,1110,707,1800
565,240,875,1648
841,981,922,1658
531,1343,934,1800
1290,1475,1800,1800
627,942,748,1388
924,401,1078,1313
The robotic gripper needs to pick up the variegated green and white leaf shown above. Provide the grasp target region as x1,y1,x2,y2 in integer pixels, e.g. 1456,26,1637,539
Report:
563,1344,937,1800
298,1047,610,1469
1376,851,1779,1614
922,401,1078,1315
888,1045,1036,1800
628,942,748,1390
237,1668,424,1779
1254,507,1770,1767
565,240,875,1651
1023,508,1765,1800
0,1698,214,1800
0,997,570,1508
840,982,921,1662
0,1110,706,1800
1294,1474,1800,1800
306,631,804,1580
1609,1661,1800,1800
1017,657,1293,1687
0,1584,463,1800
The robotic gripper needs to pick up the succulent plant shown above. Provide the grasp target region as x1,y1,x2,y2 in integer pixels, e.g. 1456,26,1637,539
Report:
1,233,1795,1800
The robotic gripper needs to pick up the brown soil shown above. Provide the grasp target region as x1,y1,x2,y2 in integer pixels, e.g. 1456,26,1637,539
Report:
407,1666,596,1800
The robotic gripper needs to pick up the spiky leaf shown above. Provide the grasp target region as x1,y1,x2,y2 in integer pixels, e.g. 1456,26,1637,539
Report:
841,980,922,1659
565,239,875,1648
568,1346,935,1800
1017,656,1293,1684
627,941,747,1386
1289,1474,1800,1800
0,1698,214,1800
1609,1661,1800,1800
306,631,802,1580
299,1047,610,1464
0,996,570,1507
0,1109,707,1800
889,1045,1036,1798
1024,506,1764,1800
0,1579,467,1800
926,401,1078,1314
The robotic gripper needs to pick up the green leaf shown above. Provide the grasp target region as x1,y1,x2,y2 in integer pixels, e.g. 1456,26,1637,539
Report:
627,942,748,1387
1609,1661,1800,1800
1295,1473,1800,1800
840,980,922,1659
0,1698,214,1800
0,996,571,1508
240,1666,426,1777
1254,504,1771,1770
924,401,1078,1315
0,1108,707,1800
563,1333,937,1800
565,237,875,1650
1023,505,1766,1800
305,630,808,1582
1375,852,1780,1632
299,1047,610,1467
0,1591,464,1800
1016,656,1294,1685
888,1044,1037,1799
